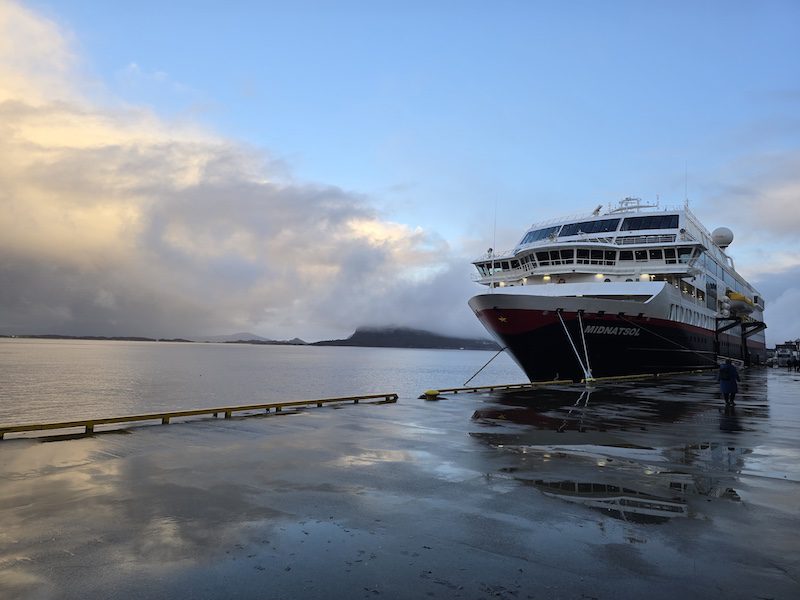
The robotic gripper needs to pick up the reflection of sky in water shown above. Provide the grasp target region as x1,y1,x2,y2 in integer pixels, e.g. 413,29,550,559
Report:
0,339,523,424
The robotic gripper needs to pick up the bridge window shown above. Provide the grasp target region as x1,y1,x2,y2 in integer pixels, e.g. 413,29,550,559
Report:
590,250,603,264
520,226,561,245
576,249,590,264
649,249,663,260
664,248,677,264
678,247,693,263
536,251,550,266
559,218,620,236
604,250,616,265
635,250,647,261
620,214,679,231
619,250,633,261
560,249,575,263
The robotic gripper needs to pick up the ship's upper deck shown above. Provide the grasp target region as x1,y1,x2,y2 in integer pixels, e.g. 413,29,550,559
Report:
472,198,762,310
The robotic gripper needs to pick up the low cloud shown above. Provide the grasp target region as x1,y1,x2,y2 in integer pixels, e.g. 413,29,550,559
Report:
0,1,484,341
702,149,800,344
750,265,800,346
705,152,800,240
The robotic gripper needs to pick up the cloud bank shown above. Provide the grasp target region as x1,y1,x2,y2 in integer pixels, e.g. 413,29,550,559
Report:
701,152,800,345
0,1,483,340
1,1,797,346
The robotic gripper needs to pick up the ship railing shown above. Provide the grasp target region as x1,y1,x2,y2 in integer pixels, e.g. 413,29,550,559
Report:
474,248,516,261
471,262,695,283
616,234,677,245
527,211,595,228
683,205,715,241
477,234,695,262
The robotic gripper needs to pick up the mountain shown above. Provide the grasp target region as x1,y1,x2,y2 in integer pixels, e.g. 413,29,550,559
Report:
230,337,308,346
193,333,307,344
195,332,272,343
313,326,500,350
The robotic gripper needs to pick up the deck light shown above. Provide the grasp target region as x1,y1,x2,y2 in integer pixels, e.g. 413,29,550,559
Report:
640,273,650,281
543,275,551,281
595,273,604,279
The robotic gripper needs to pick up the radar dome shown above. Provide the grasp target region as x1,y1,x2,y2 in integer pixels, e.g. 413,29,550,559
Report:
712,227,734,249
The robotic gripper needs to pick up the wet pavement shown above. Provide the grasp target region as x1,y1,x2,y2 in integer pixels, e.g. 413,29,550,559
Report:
1,367,798,599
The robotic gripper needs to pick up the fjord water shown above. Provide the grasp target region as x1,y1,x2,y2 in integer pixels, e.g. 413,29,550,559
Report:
0,338,522,424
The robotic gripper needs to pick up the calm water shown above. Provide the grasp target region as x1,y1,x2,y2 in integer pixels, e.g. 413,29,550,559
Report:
0,338,522,424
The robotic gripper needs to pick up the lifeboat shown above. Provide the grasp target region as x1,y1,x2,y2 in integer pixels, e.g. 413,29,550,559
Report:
727,291,754,314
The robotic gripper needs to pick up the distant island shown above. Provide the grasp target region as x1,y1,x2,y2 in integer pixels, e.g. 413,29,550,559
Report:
0,334,194,343
1,327,499,351
313,327,500,351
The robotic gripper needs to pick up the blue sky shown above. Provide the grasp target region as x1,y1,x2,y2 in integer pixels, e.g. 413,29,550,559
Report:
4,0,800,342
34,0,799,231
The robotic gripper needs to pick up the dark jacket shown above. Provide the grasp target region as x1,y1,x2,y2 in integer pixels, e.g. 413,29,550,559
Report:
718,364,739,394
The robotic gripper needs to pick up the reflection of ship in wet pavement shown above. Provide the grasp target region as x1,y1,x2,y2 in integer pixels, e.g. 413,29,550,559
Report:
470,371,767,522
526,479,687,524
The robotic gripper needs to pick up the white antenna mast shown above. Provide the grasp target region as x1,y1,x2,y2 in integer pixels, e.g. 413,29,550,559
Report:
489,199,497,293
684,161,689,208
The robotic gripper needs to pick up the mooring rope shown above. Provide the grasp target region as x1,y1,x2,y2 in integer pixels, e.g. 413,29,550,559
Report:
576,310,593,379
616,314,718,365
463,346,507,386
557,309,592,381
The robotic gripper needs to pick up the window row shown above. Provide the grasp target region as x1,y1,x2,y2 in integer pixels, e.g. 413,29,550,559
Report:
475,246,696,275
652,275,706,303
517,214,680,246
620,214,679,231
699,252,754,297
559,218,620,236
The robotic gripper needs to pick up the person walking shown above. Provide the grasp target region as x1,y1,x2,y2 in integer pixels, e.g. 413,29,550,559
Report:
718,359,740,405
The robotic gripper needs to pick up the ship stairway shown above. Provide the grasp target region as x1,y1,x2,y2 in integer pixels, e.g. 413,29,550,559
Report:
714,317,767,366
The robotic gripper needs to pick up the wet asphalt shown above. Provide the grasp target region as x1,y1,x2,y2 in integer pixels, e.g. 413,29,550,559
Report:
0,367,798,599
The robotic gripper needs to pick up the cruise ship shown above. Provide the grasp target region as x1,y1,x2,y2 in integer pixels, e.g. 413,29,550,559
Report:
468,198,767,382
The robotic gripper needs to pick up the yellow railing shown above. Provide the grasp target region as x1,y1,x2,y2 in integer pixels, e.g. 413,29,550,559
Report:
0,392,399,440
422,369,714,398
581,368,711,383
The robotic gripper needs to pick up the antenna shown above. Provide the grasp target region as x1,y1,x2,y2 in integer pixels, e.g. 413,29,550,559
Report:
684,161,689,208
490,199,497,294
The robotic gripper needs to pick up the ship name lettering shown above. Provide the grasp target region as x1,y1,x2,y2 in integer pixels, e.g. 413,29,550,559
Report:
583,325,640,336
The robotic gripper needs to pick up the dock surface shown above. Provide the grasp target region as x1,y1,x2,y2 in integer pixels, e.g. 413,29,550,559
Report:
1,368,798,599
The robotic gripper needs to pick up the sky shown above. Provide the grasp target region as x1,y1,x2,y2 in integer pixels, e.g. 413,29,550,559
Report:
1,0,799,344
